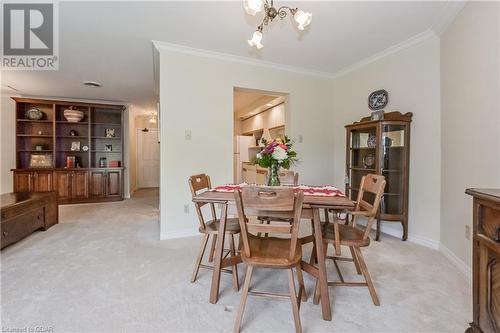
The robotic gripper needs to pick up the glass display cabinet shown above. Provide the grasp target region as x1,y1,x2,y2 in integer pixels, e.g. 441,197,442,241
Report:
345,111,413,240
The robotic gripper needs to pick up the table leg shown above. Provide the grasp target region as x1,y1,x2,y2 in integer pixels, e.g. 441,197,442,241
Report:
312,207,332,321
209,203,228,304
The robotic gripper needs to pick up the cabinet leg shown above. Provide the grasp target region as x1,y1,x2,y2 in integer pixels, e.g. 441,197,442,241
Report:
402,219,408,241
375,218,381,241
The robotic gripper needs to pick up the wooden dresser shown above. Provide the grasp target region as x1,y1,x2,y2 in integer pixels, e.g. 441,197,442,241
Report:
466,189,500,333
1,192,58,249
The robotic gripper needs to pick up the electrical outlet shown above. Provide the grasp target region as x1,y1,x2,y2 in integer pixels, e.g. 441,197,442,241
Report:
184,204,190,214
298,135,303,143
185,129,192,141
465,225,471,240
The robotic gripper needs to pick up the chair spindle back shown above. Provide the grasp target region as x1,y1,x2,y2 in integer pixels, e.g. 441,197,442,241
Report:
188,174,217,230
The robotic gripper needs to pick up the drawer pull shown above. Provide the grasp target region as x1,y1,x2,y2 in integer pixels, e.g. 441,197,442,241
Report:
495,227,500,243
3,231,8,236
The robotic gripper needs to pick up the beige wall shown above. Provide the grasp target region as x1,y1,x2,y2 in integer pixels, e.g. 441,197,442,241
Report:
440,2,500,268
157,45,333,238
1,94,17,194
331,35,442,247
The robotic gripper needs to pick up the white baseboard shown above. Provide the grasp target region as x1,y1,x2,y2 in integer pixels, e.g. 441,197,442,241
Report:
357,220,440,250
160,228,199,240
439,244,472,284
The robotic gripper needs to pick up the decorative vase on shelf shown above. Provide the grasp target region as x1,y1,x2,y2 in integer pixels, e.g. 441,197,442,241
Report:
25,108,43,120
267,163,280,186
64,106,84,122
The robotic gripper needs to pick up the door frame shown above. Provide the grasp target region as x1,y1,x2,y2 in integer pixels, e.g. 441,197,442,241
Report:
136,128,160,189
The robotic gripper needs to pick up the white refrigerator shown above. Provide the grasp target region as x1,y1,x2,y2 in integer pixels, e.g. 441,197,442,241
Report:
234,135,254,183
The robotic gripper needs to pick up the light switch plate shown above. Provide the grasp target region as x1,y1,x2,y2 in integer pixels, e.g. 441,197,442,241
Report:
185,130,192,140
298,135,303,143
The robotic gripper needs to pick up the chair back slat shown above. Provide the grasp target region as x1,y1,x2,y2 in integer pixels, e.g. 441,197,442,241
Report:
234,186,304,261
188,174,217,230
353,174,386,240
279,170,299,186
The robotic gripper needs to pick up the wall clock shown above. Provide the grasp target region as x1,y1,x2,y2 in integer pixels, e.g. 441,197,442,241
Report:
368,89,388,110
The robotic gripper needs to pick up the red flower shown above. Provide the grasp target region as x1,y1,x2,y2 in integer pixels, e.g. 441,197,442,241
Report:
279,144,288,150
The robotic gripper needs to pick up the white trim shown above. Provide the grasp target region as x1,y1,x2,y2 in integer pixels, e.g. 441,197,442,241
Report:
160,228,199,240
152,40,333,79
432,1,467,35
153,30,440,82
331,30,437,79
439,243,472,285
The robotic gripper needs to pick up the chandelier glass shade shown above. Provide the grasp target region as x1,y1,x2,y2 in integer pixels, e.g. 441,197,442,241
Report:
244,0,312,49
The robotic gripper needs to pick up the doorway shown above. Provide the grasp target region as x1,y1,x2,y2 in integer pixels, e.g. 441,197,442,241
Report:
233,87,287,184
137,128,160,188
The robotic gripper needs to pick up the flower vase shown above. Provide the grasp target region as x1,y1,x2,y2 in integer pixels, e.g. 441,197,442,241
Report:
267,164,280,186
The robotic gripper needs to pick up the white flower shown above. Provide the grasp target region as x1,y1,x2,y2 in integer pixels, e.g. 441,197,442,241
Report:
256,153,262,159
272,146,288,161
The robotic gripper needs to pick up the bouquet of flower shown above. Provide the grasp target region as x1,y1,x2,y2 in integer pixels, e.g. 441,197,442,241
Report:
255,136,298,185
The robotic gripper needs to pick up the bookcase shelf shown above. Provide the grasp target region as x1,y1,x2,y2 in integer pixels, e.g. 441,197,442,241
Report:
12,97,125,205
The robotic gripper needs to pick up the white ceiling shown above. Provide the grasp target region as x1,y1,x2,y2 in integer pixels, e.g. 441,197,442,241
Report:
1,1,462,113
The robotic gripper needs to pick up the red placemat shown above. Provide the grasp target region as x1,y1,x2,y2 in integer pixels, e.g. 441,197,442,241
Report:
211,183,345,197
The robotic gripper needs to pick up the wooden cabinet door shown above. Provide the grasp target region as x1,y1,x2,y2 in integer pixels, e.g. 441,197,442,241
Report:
32,171,53,192
13,171,32,192
479,246,500,333
90,171,106,198
71,171,89,200
105,170,121,197
53,171,71,201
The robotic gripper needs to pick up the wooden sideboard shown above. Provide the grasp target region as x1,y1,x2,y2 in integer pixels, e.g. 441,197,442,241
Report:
466,188,500,333
1,192,58,249
12,168,123,204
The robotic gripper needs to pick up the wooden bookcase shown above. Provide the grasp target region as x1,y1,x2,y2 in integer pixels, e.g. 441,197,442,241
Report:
12,97,125,204
345,111,412,241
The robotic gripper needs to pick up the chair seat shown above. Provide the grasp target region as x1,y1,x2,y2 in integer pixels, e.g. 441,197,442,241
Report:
321,222,370,247
200,218,241,234
241,234,302,268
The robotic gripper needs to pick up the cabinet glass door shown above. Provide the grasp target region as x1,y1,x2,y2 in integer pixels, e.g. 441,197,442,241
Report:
347,126,377,200
380,124,406,216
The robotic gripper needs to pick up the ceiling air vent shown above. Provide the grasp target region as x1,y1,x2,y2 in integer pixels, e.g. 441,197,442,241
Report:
83,81,102,87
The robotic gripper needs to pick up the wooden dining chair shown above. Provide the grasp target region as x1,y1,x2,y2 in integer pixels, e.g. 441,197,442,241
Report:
313,174,386,306
188,174,240,291
233,186,306,333
278,170,299,186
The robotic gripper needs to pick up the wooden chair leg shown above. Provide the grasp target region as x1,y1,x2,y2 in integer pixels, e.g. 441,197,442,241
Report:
354,247,380,306
230,234,239,291
234,265,253,333
208,234,217,263
313,242,328,305
309,219,318,265
191,234,209,283
288,268,303,333
295,265,307,302
349,246,362,275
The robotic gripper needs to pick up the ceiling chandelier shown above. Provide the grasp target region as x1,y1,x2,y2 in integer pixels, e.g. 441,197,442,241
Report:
245,0,312,49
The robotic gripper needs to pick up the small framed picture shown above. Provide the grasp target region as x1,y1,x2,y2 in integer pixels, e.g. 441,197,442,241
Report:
105,128,115,138
371,110,384,121
70,141,81,151
29,154,53,168
105,144,113,152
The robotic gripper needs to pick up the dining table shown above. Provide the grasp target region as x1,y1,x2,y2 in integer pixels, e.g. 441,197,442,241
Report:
192,185,355,321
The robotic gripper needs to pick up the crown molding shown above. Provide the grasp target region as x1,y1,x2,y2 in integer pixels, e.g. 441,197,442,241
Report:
152,40,334,79
431,1,467,36
331,29,437,80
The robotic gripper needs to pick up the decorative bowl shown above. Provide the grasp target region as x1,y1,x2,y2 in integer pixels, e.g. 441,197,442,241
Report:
25,108,44,120
64,108,84,122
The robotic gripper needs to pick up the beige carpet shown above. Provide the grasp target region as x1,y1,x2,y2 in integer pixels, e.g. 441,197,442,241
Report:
1,188,470,332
